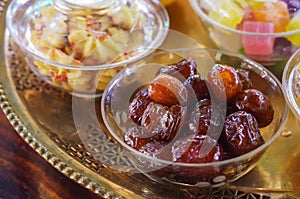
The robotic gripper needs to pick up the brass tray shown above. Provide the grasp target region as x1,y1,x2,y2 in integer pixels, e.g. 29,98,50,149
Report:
1,0,300,198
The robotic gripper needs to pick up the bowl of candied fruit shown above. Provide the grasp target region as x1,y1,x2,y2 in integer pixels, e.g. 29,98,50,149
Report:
101,48,288,187
6,0,169,97
189,0,300,65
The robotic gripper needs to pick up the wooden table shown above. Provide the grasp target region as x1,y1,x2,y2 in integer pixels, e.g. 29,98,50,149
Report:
0,109,102,199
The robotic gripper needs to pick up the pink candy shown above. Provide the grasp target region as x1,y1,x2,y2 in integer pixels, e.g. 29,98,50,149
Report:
242,21,275,56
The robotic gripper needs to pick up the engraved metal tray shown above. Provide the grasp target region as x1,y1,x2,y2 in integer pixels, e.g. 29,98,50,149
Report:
1,0,300,198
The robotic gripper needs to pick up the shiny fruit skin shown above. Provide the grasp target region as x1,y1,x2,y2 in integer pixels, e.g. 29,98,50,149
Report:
188,99,224,138
172,135,223,163
141,103,184,143
208,64,243,101
128,88,152,124
236,68,253,90
159,58,197,80
185,75,211,101
148,73,187,106
124,126,150,150
233,89,274,128
222,111,265,156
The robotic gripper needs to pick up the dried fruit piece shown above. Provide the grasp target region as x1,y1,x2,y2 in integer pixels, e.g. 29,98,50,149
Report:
188,99,224,138
128,88,152,124
237,68,252,90
159,58,197,80
233,89,274,128
141,103,184,143
148,73,188,106
124,126,149,150
172,135,223,163
185,75,211,101
222,111,265,156
140,102,168,127
170,135,223,180
208,64,243,101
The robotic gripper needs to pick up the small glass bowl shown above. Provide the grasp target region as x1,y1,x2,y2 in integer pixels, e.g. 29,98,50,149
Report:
101,48,288,187
283,48,300,120
6,0,169,97
189,0,300,66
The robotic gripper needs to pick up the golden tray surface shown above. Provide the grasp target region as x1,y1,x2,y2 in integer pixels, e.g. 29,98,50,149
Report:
0,0,300,198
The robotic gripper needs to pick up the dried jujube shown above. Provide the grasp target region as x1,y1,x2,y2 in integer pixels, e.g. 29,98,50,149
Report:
159,58,197,79
188,99,224,138
124,126,150,150
222,111,265,156
185,75,211,101
237,68,253,90
170,135,224,179
208,64,243,101
141,103,184,143
128,88,152,124
148,73,188,106
149,58,198,106
233,89,274,128
172,135,223,163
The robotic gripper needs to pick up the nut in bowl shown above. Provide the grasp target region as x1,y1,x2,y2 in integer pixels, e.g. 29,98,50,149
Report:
189,0,300,65
6,0,169,97
101,48,288,187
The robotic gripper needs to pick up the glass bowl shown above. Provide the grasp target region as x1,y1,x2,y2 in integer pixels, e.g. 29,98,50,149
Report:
283,48,300,120
101,48,288,187
189,0,300,66
6,0,169,97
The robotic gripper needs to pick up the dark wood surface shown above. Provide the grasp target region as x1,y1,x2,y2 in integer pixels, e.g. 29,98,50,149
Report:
0,109,102,199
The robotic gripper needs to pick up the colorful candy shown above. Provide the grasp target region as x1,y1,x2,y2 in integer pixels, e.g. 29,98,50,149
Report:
242,21,275,55
251,1,289,33
203,0,300,57
286,11,300,46
208,0,244,29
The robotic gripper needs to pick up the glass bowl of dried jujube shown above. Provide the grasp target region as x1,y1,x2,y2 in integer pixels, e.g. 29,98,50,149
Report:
101,48,288,187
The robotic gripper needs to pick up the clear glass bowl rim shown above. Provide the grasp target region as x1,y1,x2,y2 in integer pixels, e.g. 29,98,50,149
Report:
282,48,300,120
5,0,170,70
101,47,289,168
189,0,300,37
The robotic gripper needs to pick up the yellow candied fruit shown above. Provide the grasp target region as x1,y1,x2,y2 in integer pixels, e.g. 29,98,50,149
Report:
209,0,244,29
286,12,300,46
